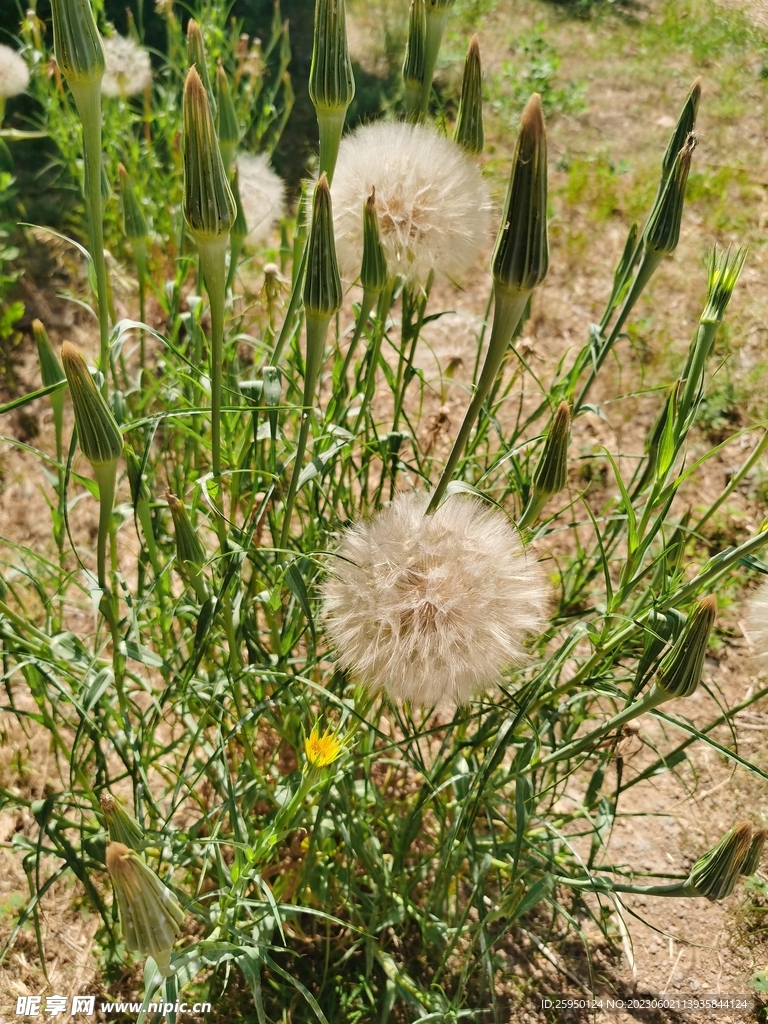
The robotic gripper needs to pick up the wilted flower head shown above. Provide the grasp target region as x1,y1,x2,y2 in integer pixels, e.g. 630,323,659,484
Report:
331,121,491,288
235,153,286,248
0,44,30,100
101,34,152,97
322,492,548,706
746,578,768,668
106,842,185,976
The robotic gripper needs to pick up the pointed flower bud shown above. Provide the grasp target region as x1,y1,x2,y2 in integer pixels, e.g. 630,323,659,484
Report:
454,35,483,155
309,0,354,180
492,94,549,296
740,827,766,877
61,342,122,467
309,0,355,115
643,134,695,260
230,164,248,242
166,492,208,599
304,725,343,769
654,594,716,700
215,62,240,175
50,0,105,86
532,401,570,498
360,189,388,295
402,0,426,115
33,319,65,390
106,842,185,977
183,66,236,244
701,246,747,325
687,821,753,901
117,163,149,243
186,19,215,115
124,443,150,506
661,79,701,179
304,173,342,319
100,792,145,851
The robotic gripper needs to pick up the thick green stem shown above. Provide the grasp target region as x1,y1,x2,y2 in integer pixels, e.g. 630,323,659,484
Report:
427,287,529,514
69,81,110,390
555,875,696,898
93,459,118,593
419,9,449,116
336,287,379,398
316,108,347,184
280,312,330,549
197,236,229,550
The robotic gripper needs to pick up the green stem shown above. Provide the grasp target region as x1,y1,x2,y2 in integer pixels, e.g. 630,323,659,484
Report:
280,312,330,549
532,684,666,772
555,875,696,897
198,236,229,551
93,460,117,594
427,287,529,514
272,245,308,365
573,251,662,415
419,9,450,116
69,81,110,391
316,108,347,184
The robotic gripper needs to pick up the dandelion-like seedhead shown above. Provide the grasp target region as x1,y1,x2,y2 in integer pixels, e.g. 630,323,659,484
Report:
0,44,30,100
236,153,286,248
322,492,548,706
331,121,491,288
746,578,768,669
101,34,152,97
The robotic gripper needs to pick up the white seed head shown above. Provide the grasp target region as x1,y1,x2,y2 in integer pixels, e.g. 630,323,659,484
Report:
746,578,768,668
322,492,549,706
0,44,30,100
235,153,286,248
330,121,491,288
101,34,152,97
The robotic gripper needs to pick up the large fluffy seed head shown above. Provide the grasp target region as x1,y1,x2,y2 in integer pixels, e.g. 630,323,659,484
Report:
322,492,549,706
236,153,286,248
330,122,491,288
746,578,768,668
101,34,152,97
0,44,30,99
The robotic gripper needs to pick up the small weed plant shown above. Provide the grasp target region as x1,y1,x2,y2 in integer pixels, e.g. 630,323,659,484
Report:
0,0,767,1019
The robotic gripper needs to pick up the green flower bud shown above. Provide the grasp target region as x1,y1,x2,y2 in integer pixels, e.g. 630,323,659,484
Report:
33,319,65,390
309,0,354,180
492,93,549,296
532,401,570,499
454,35,483,156
61,342,122,467
309,0,355,115
303,173,342,319
166,491,207,597
106,842,185,977
654,595,716,700
701,246,747,325
215,62,239,175
230,164,248,243
740,827,766,877
643,133,695,260
124,443,150,507
186,18,215,117
360,189,388,295
687,821,753,901
117,163,149,243
100,791,145,851
183,66,236,244
50,0,105,86
661,79,701,180
402,0,426,116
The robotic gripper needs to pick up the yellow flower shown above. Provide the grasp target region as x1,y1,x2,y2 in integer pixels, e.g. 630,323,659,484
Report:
304,726,343,769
